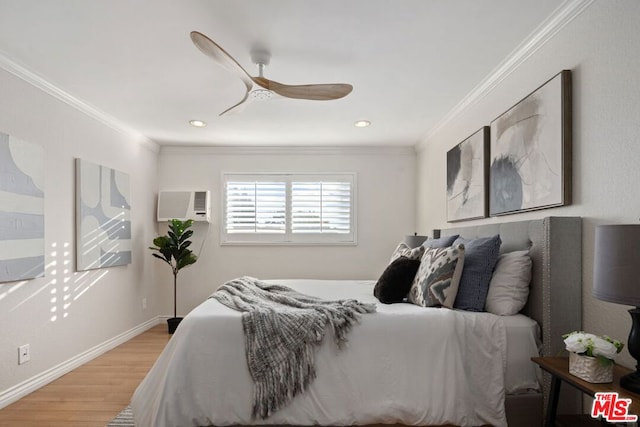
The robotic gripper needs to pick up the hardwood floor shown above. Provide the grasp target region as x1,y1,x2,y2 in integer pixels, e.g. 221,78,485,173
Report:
0,324,170,427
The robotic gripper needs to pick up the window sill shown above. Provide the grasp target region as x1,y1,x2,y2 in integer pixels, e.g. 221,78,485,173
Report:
220,240,358,247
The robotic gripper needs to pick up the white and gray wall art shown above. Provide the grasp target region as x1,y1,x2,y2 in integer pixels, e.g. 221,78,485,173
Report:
76,159,131,271
446,127,489,222
490,70,572,216
0,132,45,282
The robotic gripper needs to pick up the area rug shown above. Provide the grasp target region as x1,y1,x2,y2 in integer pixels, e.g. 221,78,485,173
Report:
107,406,134,426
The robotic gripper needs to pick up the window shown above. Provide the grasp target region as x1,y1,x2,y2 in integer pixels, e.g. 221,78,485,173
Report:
291,181,352,234
226,181,286,234
222,173,356,245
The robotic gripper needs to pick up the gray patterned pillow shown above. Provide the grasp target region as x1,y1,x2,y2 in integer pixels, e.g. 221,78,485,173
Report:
389,242,425,263
408,244,465,308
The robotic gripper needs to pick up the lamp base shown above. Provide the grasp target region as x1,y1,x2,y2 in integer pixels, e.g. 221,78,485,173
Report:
623,308,640,394
620,371,640,394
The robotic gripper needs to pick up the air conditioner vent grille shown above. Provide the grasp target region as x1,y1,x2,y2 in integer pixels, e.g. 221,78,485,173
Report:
194,191,207,213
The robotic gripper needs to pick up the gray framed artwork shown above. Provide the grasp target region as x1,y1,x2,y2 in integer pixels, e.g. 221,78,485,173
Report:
76,159,131,271
489,70,572,216
0,132,45,282
446,126,489,222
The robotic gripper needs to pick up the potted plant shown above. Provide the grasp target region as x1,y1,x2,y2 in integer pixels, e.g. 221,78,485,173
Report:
149,219,198,334
563,331,624,383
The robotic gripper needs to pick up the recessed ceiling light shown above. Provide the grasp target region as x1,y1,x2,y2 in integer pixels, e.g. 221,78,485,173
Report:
354,120,371,128
189,120,207,128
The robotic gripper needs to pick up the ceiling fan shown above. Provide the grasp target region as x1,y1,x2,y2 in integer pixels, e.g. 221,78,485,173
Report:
190,31,353,116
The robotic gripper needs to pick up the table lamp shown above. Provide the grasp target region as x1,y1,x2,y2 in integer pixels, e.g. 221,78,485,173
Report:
403,233,428,249
592,224,640,393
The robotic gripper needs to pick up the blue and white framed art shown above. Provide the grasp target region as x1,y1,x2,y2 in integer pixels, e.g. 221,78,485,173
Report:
0,131,45,282
75,159,131,271
489,70,572,216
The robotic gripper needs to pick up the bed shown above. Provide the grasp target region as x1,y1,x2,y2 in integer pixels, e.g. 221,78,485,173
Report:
132,216,582,426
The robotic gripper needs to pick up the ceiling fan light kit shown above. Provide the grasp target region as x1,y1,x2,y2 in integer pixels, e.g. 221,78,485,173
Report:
190,31,353,116
250,89,273,100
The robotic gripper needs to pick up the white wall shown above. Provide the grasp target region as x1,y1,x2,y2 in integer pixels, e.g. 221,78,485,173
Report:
4,0,635,408
0,67,159,405
416,1,640,368
156,146,416,314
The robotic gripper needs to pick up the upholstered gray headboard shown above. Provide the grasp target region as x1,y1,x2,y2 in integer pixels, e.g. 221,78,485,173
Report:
435,216,582,413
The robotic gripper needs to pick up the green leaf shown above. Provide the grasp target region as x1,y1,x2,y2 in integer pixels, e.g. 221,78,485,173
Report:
151,253,171,264
152,236,170,247
179,230,194,243
177,253,197,270
596,355,613,366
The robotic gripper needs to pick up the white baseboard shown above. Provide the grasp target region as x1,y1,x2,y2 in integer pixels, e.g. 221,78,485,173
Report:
0,316,162,409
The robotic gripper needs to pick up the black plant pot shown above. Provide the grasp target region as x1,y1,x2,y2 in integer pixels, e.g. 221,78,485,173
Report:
167,317,183,334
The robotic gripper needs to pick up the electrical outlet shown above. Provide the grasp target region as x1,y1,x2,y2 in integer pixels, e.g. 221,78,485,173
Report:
142,298,147,310
18,344,30,365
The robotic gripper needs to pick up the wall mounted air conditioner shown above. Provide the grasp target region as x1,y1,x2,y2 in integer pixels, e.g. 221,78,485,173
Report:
157,190,211,223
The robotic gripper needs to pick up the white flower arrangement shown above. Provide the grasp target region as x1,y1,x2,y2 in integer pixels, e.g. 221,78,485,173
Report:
563,331,624,366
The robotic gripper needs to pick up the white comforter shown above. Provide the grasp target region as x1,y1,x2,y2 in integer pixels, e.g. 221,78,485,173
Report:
132,279,508,427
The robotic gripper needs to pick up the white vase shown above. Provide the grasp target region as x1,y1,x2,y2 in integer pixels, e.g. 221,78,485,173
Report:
569,352,614,383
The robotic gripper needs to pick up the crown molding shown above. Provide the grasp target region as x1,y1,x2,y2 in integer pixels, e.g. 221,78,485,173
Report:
0,51,159,154
159,144,416,156
416,0,595,152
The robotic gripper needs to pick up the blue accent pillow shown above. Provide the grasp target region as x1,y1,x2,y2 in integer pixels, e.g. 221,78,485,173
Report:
422,234,459,248
453,234,502,311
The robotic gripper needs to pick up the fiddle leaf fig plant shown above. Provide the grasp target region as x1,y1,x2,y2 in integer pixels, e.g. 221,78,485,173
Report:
149,219,198,319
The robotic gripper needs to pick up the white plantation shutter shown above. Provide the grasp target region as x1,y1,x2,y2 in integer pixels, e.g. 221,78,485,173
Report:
292,182,352,234
222,173,356,245
225,181,286,233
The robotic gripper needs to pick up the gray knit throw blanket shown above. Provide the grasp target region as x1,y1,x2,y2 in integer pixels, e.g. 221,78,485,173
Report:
210,276,376,420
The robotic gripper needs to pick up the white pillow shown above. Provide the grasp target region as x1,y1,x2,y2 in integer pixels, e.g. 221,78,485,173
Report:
485,250,532,316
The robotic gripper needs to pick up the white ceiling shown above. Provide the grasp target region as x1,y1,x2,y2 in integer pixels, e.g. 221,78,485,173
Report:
0,0,567,147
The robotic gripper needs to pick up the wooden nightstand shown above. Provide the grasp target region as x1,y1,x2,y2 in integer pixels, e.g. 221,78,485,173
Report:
532,356,640,426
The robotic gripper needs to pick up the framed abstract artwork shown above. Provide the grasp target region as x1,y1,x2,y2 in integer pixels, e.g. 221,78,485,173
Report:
75,159,131,271
446,126,489,222
489,69,572,216
0,132,45,282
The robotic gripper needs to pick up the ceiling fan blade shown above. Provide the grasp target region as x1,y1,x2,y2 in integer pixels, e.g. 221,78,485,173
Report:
190,31,253,92
254,77,353,100
219,90,253,116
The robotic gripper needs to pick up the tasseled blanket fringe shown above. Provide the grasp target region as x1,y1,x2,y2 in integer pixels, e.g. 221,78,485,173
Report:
210,276,376,419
